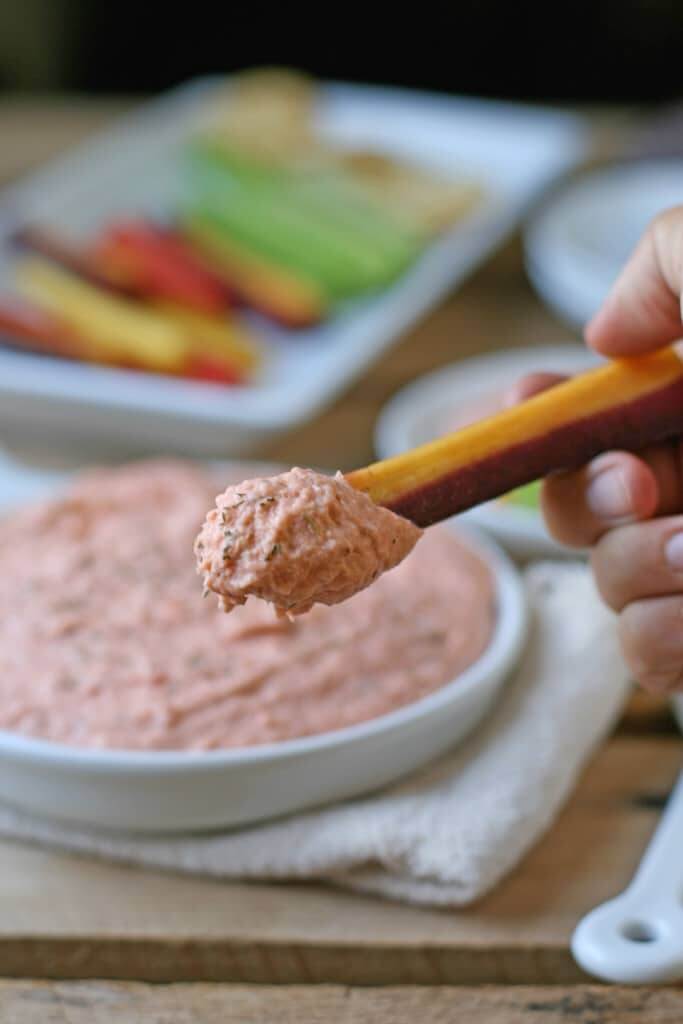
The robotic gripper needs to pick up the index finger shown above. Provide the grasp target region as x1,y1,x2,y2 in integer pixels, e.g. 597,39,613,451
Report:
586,205,683,357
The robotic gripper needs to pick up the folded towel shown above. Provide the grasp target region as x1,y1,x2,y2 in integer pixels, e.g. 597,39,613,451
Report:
0,561,631,906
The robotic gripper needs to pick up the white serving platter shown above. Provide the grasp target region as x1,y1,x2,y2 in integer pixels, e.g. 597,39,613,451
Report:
0,77,586,456
525,158,683,330
374,344,601,559
0,455,525,832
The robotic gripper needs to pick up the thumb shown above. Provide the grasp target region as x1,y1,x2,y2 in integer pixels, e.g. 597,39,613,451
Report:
586,205,683,356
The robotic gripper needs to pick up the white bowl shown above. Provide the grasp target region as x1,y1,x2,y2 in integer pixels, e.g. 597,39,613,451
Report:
374,345,600,559
0,462,526,832
524,159,683,330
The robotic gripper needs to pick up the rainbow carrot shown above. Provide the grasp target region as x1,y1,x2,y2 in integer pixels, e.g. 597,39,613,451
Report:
0,294,81,358
14,260,254,384
181,215,326,328
95,221,233,314
157,302,260,376
13,225,139,299
347,348,683,526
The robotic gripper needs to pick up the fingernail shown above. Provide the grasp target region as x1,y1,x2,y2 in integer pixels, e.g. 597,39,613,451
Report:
665,533,683,571
586,468,632,521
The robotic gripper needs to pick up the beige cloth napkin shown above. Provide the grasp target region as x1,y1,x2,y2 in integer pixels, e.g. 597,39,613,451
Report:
0,562,631,907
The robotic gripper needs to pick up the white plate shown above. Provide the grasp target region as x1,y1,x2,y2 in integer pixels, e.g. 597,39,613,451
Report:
0,457,526,833
0,78,586,457
525,159,683,330
374,345,600,559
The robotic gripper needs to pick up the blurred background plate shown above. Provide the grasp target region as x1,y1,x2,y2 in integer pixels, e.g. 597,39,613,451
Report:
0,78,586,457
524,159,683,330
374,344,601,559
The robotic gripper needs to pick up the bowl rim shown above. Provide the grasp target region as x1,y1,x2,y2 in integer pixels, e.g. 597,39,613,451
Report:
0,522,527,772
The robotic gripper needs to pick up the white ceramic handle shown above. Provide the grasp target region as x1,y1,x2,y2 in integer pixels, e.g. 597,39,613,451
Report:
572,769,683,983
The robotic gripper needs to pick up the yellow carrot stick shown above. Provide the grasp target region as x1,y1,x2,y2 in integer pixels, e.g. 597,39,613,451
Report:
15,260,188,372
156,303,261,375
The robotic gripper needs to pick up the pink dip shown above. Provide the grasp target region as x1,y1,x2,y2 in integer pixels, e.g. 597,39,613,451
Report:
195,467,421,616
0,460,495,750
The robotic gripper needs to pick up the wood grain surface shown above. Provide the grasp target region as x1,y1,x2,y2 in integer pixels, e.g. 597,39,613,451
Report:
2,982,683,1023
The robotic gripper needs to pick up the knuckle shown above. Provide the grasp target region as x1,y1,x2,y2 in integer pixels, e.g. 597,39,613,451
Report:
619,597,683,684
589,545,623,611
637,666,683,695
651,204,683,234
650,206,683,287
590,523,655,611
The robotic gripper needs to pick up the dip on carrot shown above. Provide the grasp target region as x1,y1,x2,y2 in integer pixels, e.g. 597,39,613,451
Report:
195,466,421,616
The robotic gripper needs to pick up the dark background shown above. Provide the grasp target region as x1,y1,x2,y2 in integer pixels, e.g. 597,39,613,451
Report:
1,0,683,102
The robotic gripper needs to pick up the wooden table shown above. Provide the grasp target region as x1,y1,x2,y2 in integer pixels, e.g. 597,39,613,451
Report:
1,97,682,1022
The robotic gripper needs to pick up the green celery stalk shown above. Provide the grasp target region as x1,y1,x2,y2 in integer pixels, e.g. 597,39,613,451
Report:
186,143,423,296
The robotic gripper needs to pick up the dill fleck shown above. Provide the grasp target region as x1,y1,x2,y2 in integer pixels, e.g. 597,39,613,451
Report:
202,586,210,599
303,513,319,535
266,543,281,561
259,496,276,507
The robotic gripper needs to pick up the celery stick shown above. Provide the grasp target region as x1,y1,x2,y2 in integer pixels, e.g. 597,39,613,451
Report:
190,189,412,297
190,200,353,296
186,145,422,294
191,140,424,254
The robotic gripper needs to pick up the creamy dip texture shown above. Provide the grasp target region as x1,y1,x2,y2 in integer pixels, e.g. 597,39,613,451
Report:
195,467,422,616
0,461,495,750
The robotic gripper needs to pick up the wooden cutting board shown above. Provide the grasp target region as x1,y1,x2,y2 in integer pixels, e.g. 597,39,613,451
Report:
0,732,676,985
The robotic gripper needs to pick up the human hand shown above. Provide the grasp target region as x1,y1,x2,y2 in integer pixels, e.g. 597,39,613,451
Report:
513,206,683,692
